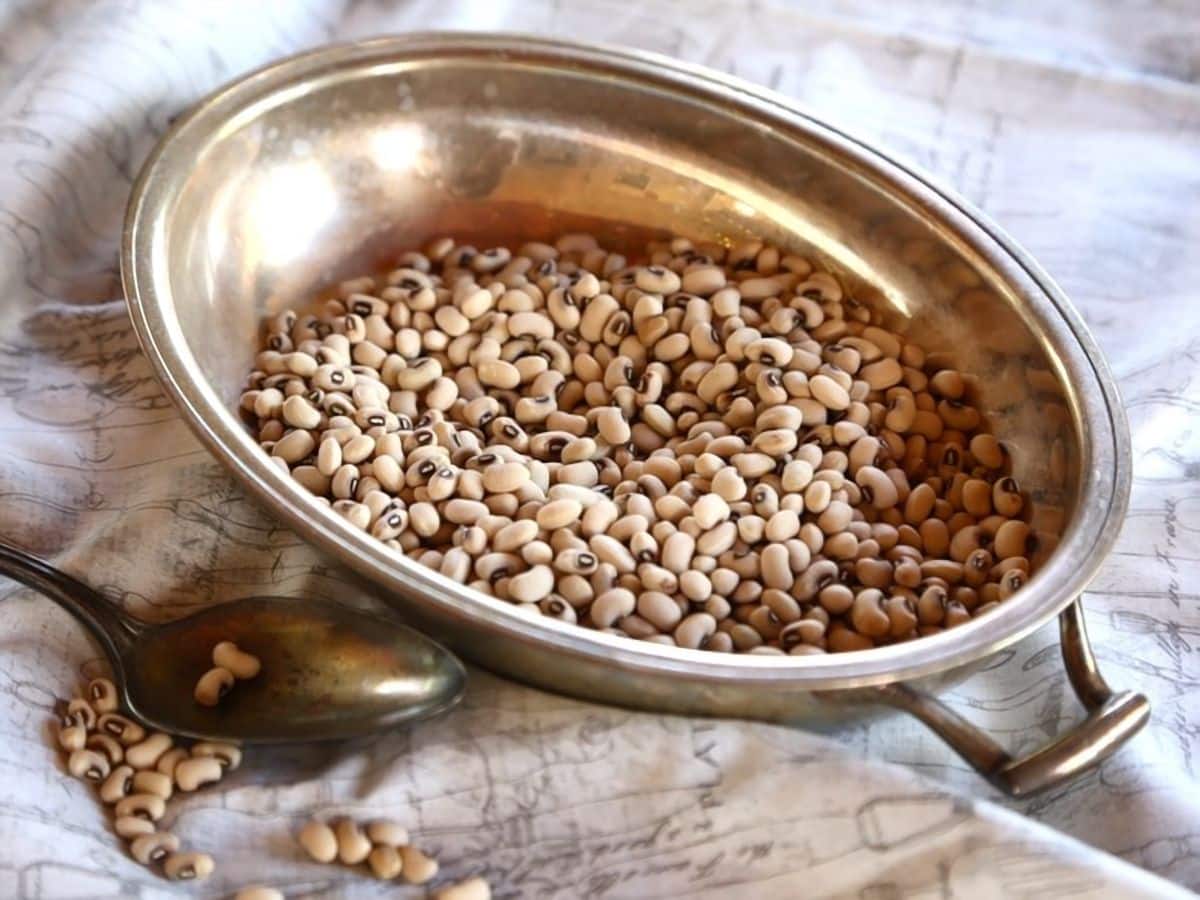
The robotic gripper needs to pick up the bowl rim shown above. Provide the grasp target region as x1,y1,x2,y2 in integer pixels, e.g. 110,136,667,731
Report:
121,31,1131,691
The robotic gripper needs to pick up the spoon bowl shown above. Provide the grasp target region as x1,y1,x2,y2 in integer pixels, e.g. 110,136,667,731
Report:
1,541,466,743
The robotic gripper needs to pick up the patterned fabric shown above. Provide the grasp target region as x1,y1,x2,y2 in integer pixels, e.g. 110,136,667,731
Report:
0,2,1195,896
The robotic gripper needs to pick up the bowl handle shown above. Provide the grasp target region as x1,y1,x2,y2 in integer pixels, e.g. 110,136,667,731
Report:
874,600,1149,797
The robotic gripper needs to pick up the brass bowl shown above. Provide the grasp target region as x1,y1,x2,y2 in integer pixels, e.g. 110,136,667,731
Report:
122,33,1145,795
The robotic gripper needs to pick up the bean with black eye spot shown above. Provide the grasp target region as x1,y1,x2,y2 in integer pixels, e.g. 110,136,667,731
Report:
163,851,215,881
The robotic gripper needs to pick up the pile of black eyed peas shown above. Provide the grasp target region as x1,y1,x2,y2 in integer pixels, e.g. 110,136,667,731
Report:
56,677,226,881
56,673,490,897
242,234,1039,655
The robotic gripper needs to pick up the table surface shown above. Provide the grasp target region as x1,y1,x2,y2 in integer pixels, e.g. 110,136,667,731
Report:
1,1,1197,897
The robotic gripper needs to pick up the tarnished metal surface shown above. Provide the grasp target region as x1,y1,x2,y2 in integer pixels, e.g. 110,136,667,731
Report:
122,34,1129,718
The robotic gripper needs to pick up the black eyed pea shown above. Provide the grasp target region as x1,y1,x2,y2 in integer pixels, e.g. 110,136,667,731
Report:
961,477,993,517
618,613,659,639
904,482,936,525
115,815,157,839
540,596,578,622
780,618,826,650
712,466,747,501
760,543,793,591
637,590,684,631
938,398,980,432
298,819,338,863
444,498,490,525
990,556,1030,580
882,595,919,637
57,720,87,753
796,559,840,602
809,373,850,411
789,644,828,656
400,846,440,884
508,565,555,604
591,588,637,628
115,793,166,822
948,525,984,562
854,557,892,590
745,337,793,367
155,747,188,778
163,851,215,881
804,480,832,515
408,501,440,537
434,877,493,900
762,588,801,624
99,765,135,804
765,509,801,542
366,819,410,847
992,477,1024,517
125,733,173,770
917,585,948,625
67,697,97,730
781,460,814,493
272,429,316,464
827,624,875,652
693,493,730,530
589,534,637,573
86,733,124,765
747,605,784,641
132,770,173,800
860,357,904,390
850,589,891,638
552,549,599,576
130,831,180,865
331,465,362,501
818,583,855,615
929,369,965,399
998,567,1026,600
212,641,262,680
679,570,712,603
368,844,404,879
855,465,899,509
87,677,119,714
674,612,718,649
921,558,965,585
969,433,1006,469
963,548,994,587
893,557,922,589
174,756,223,792
635,265,682,295
282,394,322,430
993,519,1032,560
748,645,787,656
190,741,243,771
537,498,583,530
194,666,235,707
335,817,372,865
944,600,972,628
235,887,285,900
816,500,853,536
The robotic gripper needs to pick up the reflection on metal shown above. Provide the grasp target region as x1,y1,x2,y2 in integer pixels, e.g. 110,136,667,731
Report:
874,601,1150,797
248,161,338,266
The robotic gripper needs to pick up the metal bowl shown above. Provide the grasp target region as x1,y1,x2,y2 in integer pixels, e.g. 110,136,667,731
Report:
122,33,1146,795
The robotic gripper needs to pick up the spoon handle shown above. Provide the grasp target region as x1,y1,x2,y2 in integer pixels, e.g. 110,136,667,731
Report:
0,539,140,663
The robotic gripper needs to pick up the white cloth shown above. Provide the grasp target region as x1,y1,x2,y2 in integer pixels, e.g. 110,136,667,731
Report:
1,1,1197,897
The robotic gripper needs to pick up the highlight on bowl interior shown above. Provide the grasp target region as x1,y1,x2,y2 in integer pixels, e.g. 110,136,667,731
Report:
240,232,1046,655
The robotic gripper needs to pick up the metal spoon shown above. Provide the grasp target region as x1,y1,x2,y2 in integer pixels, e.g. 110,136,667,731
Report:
0,539,467,743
